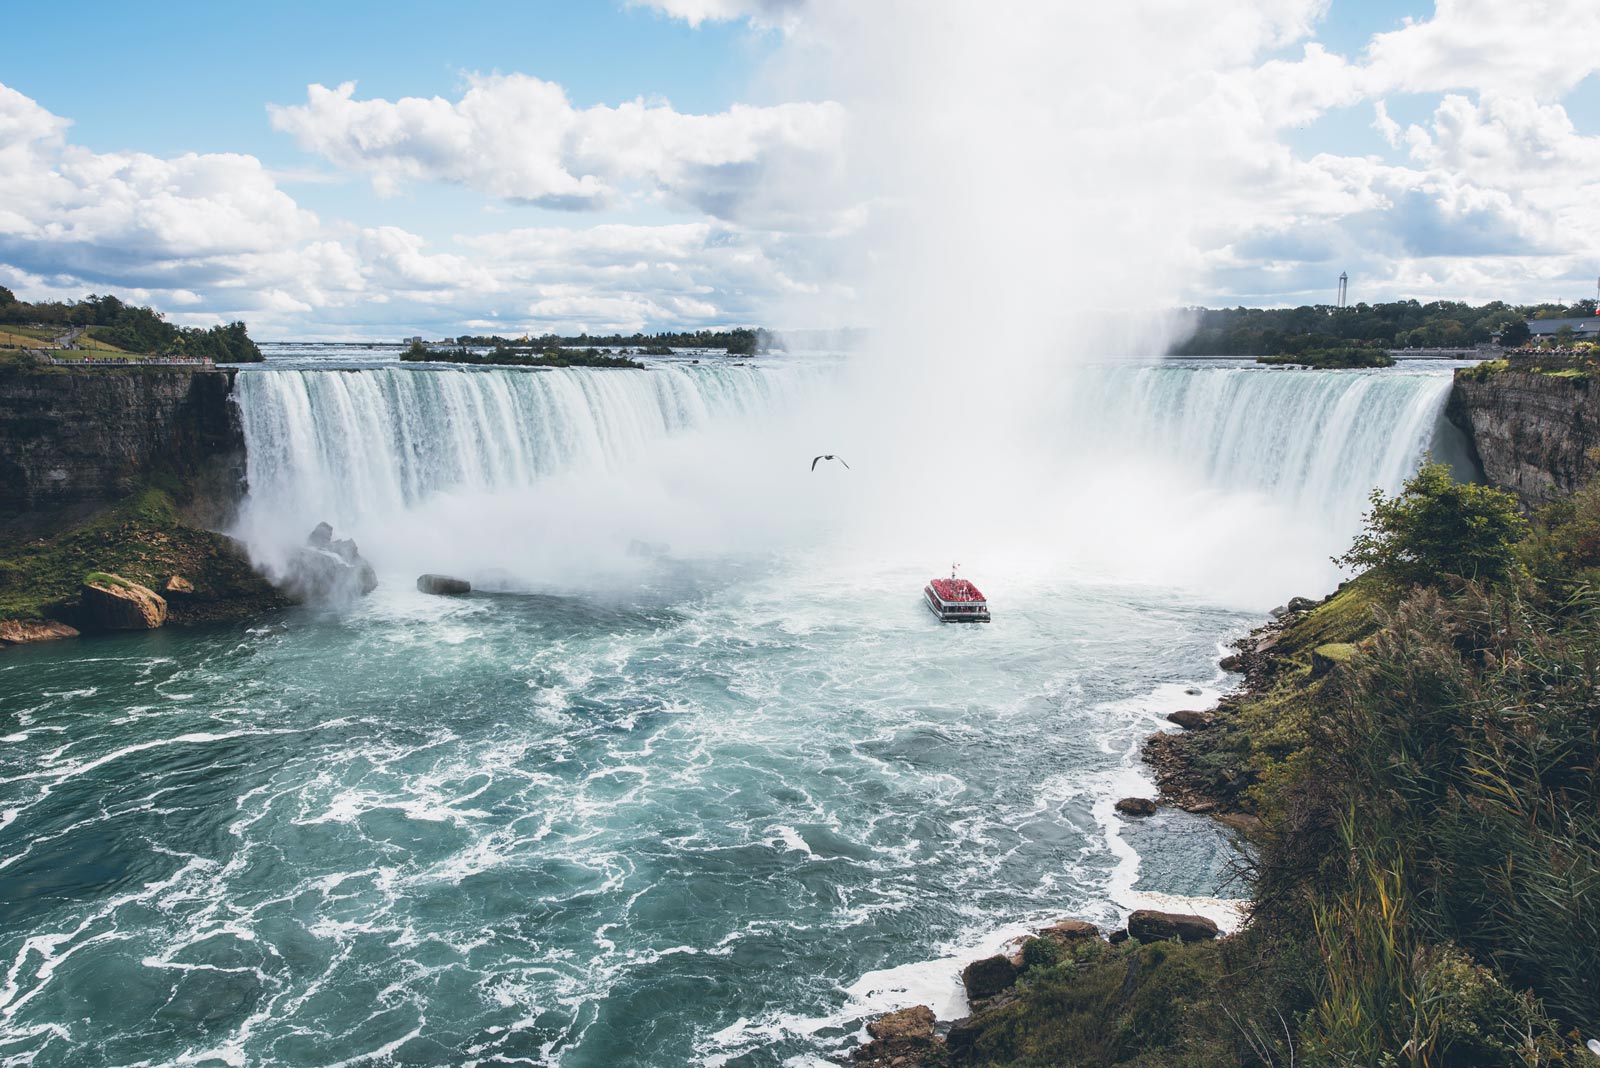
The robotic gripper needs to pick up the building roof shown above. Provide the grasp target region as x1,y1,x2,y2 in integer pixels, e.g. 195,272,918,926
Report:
1527,317,1600,336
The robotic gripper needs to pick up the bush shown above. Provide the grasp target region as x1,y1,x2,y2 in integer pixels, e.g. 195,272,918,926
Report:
1336,462,1528,588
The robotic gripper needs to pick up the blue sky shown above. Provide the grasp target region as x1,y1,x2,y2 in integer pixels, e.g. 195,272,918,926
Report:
1,1,1598,338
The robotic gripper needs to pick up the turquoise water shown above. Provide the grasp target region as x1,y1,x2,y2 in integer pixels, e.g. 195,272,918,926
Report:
0,353,1459,1066
0,562,1245,1067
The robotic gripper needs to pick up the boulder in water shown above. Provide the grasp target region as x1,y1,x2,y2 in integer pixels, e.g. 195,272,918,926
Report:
277,524,378,602
81,573,167,630
1115,797,1158,817
417,574,471,596
1166,709,1216,730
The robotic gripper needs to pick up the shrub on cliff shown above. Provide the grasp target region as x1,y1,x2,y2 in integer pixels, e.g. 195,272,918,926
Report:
1336,461,1527,588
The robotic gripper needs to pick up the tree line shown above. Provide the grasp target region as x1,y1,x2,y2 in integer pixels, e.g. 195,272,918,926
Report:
1175,298,1598,356
449,327,774,356
0,287,262,362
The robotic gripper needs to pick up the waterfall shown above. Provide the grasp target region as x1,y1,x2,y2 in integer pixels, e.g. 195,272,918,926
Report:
1058,363,1458,533
234,363,811,532
229,357,1457,603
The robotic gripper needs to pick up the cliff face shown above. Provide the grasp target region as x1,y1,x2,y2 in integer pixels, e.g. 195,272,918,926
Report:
1447,370,1600,509
0,366,245,524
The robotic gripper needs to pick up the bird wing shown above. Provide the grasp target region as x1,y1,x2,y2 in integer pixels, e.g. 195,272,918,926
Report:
811,456,821,471
837,457,850,469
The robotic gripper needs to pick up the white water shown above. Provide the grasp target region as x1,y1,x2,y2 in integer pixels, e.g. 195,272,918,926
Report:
233,358,1457,608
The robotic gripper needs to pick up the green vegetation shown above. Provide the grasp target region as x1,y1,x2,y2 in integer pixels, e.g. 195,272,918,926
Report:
1176,298,1597,356
953,466,1600,1067
401,343,645,369
1336,461,1529,587
1258,347,1396,369
0,288,262,362
0,487,280,625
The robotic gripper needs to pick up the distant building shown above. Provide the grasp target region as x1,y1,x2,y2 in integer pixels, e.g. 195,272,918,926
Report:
406,336,424,345
1526,318,1600,341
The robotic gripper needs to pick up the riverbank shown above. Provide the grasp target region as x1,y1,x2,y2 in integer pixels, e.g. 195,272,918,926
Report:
865,469,1600,1066
0,486,286,643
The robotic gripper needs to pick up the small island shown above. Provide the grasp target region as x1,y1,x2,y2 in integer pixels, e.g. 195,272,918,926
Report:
401,343,645,369
1257,346,1396,368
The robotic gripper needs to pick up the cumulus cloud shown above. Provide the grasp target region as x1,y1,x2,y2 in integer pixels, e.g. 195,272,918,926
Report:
268,76,845,224
0,83,315,285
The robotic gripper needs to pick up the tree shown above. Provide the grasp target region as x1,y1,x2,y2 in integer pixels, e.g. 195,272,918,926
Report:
1337,461,1528,587
1498,319,1531,347
1556,325,1577,348
0,285,14,307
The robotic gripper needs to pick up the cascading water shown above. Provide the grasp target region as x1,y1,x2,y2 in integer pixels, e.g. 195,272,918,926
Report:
235,363,813,531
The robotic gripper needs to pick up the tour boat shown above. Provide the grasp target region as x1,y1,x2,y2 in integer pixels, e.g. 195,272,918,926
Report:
924,567,991,622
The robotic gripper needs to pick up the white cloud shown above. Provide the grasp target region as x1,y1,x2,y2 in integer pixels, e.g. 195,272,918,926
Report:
268,76,845,224
630,0,805,29
1364,0,1600,101
0,83,316,282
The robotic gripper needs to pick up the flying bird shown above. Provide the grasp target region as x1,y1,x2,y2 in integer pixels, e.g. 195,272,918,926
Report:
811,454,850,471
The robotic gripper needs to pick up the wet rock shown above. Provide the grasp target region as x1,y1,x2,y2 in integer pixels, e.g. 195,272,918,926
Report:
1166,709,1216,730
1219,652,1247,673
1039,919,1101,945
0,619,80,645
279,524,378,601
867,1005,935,1043
417,574,472,596
854,1005,940,1066
1108,928,1129,945
961,954,1019,1001
1128,909,1219,944
164,575,195,596
1115,797,1157,817
81,573,167,630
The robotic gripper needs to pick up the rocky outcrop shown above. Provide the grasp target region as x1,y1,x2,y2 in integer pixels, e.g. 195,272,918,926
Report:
417,574,471,596
164,575,194,595
852,1005,938,1067
279,524,378,602
0,619,80,644
960,954,1019,1001
1127,909,1219,944
1448,369,1600,509
81,573,167,630
0,365,245,525
1166,709,1216,730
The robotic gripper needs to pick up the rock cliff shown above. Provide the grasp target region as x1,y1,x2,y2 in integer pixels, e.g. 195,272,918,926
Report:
0,364,245,525
1447,369,1600,509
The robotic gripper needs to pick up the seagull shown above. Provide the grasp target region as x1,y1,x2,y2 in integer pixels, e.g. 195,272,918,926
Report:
811,454,850,471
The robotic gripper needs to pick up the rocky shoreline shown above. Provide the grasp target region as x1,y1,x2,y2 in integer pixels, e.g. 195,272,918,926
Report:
846,606,1293,1066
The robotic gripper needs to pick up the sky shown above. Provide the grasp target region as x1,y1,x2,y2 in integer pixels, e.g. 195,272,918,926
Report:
1,0,1597,340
